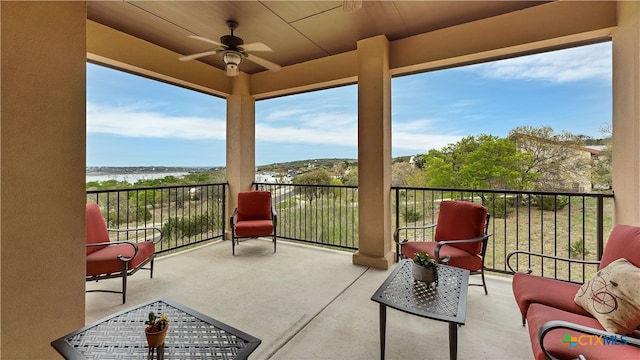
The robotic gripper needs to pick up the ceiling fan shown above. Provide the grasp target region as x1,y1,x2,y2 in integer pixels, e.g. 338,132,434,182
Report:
179,20,281,76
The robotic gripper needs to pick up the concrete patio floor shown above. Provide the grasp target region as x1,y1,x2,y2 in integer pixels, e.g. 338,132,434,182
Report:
86,239,533,360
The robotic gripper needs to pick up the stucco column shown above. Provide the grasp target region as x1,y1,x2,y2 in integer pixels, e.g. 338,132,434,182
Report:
612,2,640,226
0,2,86,358
352,36,394,269
226,73,256,237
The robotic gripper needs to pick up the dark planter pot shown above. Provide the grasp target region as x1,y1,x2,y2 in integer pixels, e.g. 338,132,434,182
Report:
412,262,437,284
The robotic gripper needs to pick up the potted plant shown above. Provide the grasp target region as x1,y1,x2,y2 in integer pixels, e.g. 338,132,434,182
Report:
412,252,438,284
144,311,169,348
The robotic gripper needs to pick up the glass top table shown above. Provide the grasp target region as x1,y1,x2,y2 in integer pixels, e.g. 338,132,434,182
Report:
51,298,261,360
371,260,469,360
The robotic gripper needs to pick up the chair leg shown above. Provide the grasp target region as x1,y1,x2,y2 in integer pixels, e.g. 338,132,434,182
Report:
122,271,127,304
232,235,236,256
150,258,154,279
273,234,277,253
481,268,488,295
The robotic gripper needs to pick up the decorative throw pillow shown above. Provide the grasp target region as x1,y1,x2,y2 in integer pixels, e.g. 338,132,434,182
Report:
574,258,640,334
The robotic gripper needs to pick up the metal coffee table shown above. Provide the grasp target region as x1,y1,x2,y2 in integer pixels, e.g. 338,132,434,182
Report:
371,260,469,360
51,297,261,360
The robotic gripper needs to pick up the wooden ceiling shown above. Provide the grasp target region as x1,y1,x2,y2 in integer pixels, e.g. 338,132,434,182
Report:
87,1,547,75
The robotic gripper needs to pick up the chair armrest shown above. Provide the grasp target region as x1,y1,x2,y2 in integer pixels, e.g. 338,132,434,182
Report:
393,224,437,245
538,320,640,360
86,240,139,262
506,250,600,274
107,226,163,244
230,208,238,228
434,233,492,263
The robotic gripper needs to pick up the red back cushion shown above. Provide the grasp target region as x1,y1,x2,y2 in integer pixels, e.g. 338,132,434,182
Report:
86,203,110,255
434,200,488,255
237,191,272,222
600,225,640,269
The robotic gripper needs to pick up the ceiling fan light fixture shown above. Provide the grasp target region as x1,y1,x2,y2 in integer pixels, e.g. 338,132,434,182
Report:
223,51,243,76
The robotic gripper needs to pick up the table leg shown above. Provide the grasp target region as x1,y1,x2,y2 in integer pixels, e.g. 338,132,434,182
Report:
379,304,387,360
448,323,457,360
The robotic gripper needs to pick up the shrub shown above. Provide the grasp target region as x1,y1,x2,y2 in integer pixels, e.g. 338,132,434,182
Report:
162,211,218,240
568,238,591,259
402,207,422,222
534,195,569,211
106,204,152,226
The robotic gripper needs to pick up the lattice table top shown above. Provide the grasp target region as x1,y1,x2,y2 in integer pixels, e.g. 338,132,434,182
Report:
371,260,469,325
51,298,261,360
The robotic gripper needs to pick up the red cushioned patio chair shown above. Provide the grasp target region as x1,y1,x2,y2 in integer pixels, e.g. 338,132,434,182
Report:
230,190,277,256
85,203,162,304
394,200,491,294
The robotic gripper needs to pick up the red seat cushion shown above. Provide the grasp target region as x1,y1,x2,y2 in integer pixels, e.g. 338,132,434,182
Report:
512,272,590,319
434,200,487,255
86,241,155,276
234,220,274,237
401,241,482,271
86,203,110,255
526,303,640,360
237,191,272,221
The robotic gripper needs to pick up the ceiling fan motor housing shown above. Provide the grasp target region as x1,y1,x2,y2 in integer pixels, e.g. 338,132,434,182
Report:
220,34,244,49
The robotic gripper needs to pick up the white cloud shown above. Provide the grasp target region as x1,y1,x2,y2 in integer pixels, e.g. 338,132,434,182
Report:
393,119,462,151
265,109,307,121
472,42,611,83
87,103,226,140
88,102,460,152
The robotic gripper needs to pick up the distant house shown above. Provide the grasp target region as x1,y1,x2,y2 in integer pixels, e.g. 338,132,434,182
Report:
509,133,609,192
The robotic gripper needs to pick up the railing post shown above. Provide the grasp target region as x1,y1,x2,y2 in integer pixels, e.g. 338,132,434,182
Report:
394,187,400,261
597,195,604,260
222,184,227,239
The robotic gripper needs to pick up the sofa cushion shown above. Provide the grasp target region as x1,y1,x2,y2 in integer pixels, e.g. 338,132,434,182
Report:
86,241,155,276
401,241,482,270
512,272,590,319
527,303,640,360
575,258,640,334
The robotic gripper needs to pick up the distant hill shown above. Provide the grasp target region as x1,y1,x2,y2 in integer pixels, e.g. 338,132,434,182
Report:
88,156,413,176
86,166,215,175
257,158,357,173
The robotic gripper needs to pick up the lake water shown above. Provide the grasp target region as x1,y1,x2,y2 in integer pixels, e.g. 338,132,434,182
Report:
86,172,188,184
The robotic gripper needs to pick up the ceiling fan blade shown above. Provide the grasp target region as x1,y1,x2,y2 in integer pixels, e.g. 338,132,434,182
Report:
240,42,273,52
245,53,281,72
187,35,224,47
179,50,219,61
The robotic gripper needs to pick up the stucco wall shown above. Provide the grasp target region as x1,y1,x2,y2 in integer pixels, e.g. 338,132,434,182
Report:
1,2,87,358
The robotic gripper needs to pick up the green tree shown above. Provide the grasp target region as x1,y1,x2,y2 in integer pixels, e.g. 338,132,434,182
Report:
417,134,532,190
341,168,358,186
292,169,332,202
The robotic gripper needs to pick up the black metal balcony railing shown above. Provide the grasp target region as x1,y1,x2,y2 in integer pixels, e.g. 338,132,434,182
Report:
87,182,613,283
86,183,227,254
393,187,614,283
254,183,359,250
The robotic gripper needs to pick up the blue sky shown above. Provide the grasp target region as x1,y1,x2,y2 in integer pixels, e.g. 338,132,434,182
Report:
87,42,612,167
